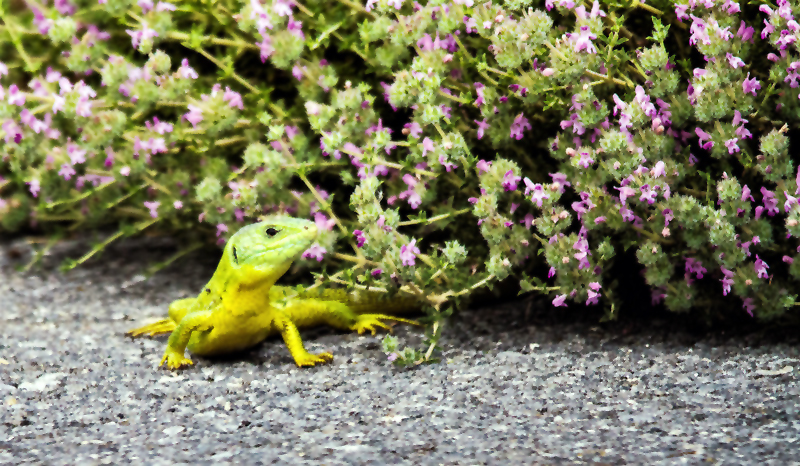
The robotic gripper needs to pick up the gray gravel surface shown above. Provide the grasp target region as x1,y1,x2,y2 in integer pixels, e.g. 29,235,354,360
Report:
1,236,799,465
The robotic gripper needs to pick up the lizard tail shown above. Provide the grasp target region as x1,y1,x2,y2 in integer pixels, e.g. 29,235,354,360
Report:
346,292,421,315
127,318,177,337
274,286,422,315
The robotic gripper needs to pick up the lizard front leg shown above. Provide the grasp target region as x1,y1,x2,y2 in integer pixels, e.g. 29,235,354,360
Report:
160,310,214,370
273,310,333,367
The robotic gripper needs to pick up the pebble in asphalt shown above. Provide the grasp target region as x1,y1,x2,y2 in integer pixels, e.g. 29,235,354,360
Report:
0,236,798,464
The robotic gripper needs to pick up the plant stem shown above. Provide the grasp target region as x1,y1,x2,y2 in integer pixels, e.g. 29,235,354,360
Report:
398,208,471,226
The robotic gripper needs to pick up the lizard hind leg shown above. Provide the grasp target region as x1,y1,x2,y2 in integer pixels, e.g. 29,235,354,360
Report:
127,297,195,337
127,319,177,337
351,314,422,336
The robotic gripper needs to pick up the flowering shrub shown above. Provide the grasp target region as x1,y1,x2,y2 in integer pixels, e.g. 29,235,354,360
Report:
2,0,800,352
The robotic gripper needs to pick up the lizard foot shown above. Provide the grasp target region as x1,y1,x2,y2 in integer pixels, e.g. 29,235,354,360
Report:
292,351,334,367
127,319,177,337
160,351,194,370
352,314,421,336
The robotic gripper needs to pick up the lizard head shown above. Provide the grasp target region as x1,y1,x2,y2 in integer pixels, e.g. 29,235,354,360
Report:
223,215,318,281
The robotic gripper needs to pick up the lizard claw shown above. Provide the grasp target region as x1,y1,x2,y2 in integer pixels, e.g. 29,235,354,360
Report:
352,316,393,335
293,351,333,367
160,351,194,370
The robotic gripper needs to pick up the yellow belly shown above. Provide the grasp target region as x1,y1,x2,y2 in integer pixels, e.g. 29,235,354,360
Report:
187,313,275,356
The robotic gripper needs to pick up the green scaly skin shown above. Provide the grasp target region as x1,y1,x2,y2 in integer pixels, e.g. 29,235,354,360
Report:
127,216,420,369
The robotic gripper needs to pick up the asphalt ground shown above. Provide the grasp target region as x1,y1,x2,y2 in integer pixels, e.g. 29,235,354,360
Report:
0,236,798,465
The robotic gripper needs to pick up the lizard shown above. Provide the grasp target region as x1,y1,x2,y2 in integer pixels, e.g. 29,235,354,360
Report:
126,215,420,369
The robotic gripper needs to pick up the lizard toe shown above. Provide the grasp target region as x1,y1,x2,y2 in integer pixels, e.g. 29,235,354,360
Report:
160,352,193,370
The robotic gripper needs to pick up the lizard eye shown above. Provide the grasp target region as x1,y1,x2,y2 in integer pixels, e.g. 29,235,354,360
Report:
265,227,279,237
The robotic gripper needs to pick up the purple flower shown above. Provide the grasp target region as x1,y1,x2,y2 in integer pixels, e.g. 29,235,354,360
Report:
675,4,689,21
421,137,435,157
754,255,769,278
502,170,521,191
258,34,274,63
722,0,740,14
575,0,606,19
184,105,203,128
548,267,556,278
572,26,597,54
742,185,754,202
762,19,775,39
144,201,161,218
524,178,550,207
586,290,600,306
720,267,735,296
146,117,174,135
577,151,594,168
552,294,567,307
639,185,657,204
353,230,366,248
742,298,755,317
126,24,158,50
59,164,76,180
173,200,183,209
223,87,244,110
302,243,327,262
179,59,199,79
615,186,636,204
67,143,86,165
737,21,754,41
594,216,606,224
475,119,490,139
761,187,779,216
572,229,591,270
75,97,93,117
550,173,571,193
8,84,25,106
398,174,422,209
726,53,745,69
473,82,485,107
784,191,798,212
20,109,47,134
724,138,740,154
292,65,306,80
742,73,761,96
138,0,153,12
663,209,674,227
371,268,383,277
509,113,531,140
476,159,492,174
404,122,422,138
652,161,666,178
387,352,398,362
314,212,335,231
634,86,656,117
685,258,707,280
690,16,711,45
27,180,40,198
52,94,65,113
400,239,420,266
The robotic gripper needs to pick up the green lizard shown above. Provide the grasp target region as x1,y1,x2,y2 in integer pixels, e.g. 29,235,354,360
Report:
127,216,419,369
